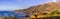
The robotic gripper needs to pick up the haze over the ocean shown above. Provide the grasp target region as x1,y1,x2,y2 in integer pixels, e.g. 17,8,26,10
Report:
0,0,55,11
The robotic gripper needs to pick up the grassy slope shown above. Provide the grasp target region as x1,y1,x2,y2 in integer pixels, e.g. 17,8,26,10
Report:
14,2,60,18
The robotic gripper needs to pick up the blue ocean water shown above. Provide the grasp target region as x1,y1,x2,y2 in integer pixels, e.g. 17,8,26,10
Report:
0,11,26,19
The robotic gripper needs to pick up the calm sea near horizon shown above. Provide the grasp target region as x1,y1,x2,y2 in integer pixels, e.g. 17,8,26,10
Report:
0,11,26,19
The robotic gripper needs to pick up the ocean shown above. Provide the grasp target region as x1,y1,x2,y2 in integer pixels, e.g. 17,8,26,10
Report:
0,11,26,19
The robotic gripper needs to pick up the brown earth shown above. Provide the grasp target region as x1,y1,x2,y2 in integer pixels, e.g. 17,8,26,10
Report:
14,2,60,15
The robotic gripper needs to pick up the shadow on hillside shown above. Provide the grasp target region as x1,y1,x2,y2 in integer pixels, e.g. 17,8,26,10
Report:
31,16,60,19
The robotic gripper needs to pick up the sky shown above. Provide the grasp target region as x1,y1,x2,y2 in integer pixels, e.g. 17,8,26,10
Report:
0,0,55,11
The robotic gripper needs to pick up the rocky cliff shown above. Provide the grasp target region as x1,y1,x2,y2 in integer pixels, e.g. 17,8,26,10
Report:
14,2,60,15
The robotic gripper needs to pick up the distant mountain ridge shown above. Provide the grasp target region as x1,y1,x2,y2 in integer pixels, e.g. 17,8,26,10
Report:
14,2,60,15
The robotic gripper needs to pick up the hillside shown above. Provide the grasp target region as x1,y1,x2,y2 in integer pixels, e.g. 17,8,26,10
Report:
14,2,60,15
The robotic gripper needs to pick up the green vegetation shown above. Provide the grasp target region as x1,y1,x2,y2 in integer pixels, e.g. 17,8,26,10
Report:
50,10,60,15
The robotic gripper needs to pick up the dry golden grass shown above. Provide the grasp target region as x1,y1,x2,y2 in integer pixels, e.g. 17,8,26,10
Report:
0,17,5,19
